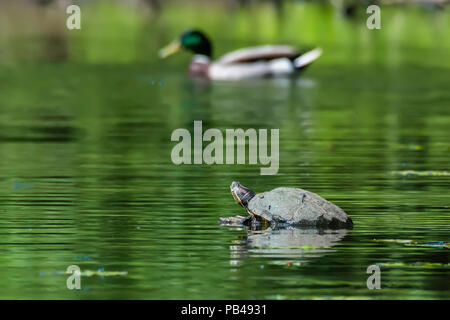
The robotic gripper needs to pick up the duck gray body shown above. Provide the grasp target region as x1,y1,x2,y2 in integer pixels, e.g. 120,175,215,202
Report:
208,46,322,80
226,182,353,229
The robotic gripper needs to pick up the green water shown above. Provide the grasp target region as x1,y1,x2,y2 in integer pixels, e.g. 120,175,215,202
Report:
0,2,449,299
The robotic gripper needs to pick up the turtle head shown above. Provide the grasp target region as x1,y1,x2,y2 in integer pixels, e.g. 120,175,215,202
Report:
230,181,256,211
159,30,212,59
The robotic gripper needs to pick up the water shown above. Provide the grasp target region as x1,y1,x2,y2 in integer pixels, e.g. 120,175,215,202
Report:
0,58,448,299
0,2,449,299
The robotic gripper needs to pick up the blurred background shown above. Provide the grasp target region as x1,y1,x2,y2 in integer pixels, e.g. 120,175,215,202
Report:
1,0,449,65
0,0,448,299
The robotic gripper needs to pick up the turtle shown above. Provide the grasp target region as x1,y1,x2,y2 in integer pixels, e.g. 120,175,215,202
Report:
221,181,353,229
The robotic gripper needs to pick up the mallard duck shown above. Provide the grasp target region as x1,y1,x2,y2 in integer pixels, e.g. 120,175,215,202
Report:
159,30,322,81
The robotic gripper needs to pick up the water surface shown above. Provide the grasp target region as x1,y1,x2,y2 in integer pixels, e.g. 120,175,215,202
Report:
0,58,448,299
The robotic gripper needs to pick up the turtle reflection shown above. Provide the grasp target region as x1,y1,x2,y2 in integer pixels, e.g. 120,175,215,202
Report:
228,227,348,266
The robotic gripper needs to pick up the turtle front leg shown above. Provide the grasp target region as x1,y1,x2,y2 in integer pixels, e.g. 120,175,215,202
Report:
240,215,254,226
219,215,250,226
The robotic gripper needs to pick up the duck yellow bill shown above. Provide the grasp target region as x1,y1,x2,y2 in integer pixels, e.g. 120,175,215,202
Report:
159,40,182,59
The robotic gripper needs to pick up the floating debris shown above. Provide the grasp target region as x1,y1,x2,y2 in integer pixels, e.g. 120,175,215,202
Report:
138,76,164,86
78,270,128,277
389,170,450,177
396,144,424,151
39,270,128,277
74,256,90,261
39,271,66,277
376,262,449,269
266,294,370,300
12,181,34,190
372,239,412,244
265,245,331,250
406,241,449,249
406,144,423,151
257,260,306,269
373,239,449,249
266,294,289,300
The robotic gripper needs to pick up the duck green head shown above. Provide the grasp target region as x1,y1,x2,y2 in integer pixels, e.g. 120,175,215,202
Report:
159,30,212,59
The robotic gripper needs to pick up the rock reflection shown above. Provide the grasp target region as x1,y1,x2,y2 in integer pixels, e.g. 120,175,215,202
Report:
229,227,348,266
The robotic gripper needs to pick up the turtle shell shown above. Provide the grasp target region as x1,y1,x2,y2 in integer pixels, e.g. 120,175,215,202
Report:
247,187,353,228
